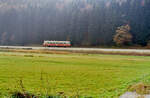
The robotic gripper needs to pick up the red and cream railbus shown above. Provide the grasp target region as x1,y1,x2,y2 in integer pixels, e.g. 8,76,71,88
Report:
43,41,71,47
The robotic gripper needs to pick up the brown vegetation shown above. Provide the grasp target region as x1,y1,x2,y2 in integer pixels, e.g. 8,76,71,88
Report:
2,49,71,55
113,24,132,46
128,83,150,94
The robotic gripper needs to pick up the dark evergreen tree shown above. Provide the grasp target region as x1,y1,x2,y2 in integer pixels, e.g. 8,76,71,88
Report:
0,0,149,46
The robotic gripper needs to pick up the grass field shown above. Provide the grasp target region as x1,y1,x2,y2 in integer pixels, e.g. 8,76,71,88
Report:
0,51,150,97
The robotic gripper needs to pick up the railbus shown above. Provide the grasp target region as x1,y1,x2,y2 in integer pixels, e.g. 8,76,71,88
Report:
43,41,71,47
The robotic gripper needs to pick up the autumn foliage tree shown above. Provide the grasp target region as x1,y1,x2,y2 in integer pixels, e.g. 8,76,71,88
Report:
113,24,133,46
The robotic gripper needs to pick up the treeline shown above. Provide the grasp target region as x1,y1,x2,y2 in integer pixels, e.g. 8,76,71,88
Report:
0,0,150,46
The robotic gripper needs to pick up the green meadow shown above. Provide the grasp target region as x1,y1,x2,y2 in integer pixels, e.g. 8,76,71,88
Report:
0,51,150,97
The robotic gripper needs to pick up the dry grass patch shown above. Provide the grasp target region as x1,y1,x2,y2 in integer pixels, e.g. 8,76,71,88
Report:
1,49,72,55
24,55,34,57
70,50,150,56
128,83,150,95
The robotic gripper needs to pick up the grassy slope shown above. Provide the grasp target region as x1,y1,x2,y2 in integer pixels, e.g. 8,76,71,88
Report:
0,52,150,97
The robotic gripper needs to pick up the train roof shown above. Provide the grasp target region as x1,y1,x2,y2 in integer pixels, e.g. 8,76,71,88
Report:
43,41,71,44
44,40,70,42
